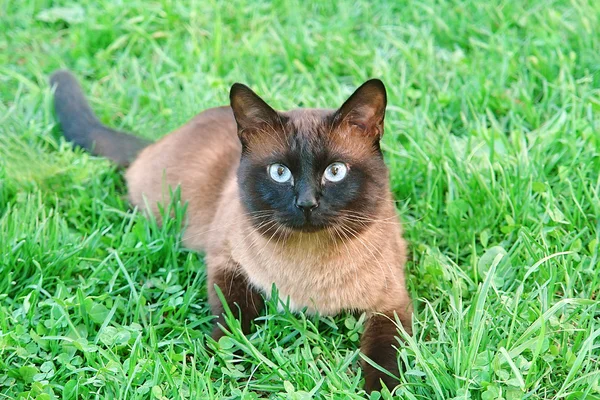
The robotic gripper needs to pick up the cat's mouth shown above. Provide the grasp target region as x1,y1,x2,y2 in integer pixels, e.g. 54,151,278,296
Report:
276,214,327,233
247,211,330,236
266,213,331,234
284,208,335,233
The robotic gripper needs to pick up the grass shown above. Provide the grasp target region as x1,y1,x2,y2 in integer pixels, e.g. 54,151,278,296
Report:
1,0,599,398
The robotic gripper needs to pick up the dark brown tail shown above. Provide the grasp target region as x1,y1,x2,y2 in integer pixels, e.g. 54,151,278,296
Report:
50,70,151,167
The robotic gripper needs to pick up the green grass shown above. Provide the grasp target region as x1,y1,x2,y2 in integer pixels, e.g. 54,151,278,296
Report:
1,0,599,398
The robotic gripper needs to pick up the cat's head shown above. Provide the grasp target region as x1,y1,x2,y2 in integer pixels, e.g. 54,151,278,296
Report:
230,80,390,238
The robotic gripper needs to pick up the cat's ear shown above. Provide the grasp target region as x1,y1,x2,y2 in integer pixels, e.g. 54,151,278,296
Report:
335,79,387,138
230,83,280,134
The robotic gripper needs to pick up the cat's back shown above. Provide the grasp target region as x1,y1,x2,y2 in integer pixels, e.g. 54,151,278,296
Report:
126,106,241,243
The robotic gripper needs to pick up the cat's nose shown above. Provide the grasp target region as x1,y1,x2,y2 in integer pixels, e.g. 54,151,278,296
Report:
295,195,318,213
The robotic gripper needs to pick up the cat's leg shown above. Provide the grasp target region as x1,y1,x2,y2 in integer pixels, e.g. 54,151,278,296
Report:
208,262,264,341
360,309,412,393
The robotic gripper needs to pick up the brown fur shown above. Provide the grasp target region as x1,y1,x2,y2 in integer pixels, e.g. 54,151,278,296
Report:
209,263,264,341
52,71,413,393
127,112,412,393
361,311,413,391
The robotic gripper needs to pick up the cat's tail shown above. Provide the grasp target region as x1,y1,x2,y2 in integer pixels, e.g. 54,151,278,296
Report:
50,70,151,167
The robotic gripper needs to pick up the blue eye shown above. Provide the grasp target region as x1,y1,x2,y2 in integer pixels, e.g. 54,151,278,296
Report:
323,162,348,182
268,163,293,183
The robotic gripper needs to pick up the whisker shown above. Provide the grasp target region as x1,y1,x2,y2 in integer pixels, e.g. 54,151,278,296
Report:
222,219,281,294
338,210,400,222
337,223,392,290
182,210,277,241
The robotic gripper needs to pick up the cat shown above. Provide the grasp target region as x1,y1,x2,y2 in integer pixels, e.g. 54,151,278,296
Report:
50,70,413,393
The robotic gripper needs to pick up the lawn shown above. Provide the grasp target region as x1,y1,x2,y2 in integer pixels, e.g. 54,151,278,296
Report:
1,0,599,398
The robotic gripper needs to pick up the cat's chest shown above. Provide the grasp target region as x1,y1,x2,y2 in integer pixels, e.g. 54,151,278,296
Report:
232,233,388,315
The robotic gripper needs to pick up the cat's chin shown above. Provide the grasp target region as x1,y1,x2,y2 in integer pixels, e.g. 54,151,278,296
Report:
273,218,329,234
288,223,327,233
269,215,331,234
250,219,327,238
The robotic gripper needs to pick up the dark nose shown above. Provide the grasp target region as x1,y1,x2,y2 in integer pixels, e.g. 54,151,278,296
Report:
296,194,318,213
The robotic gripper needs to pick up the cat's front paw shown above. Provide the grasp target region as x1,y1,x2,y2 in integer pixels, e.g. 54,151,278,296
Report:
360,310,411,393
362,363,399,393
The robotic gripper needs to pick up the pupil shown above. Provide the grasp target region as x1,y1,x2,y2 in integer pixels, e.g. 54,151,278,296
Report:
332,166,338,175
277,167,284,176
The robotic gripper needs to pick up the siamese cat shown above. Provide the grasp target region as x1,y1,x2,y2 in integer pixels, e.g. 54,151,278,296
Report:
50,70,413,393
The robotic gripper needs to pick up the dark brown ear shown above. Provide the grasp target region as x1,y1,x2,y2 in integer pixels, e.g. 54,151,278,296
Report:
335,79,387,138
230,83,280,134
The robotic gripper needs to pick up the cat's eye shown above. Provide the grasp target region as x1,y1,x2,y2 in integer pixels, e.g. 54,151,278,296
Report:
268,163,293,183
323,162,348,182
